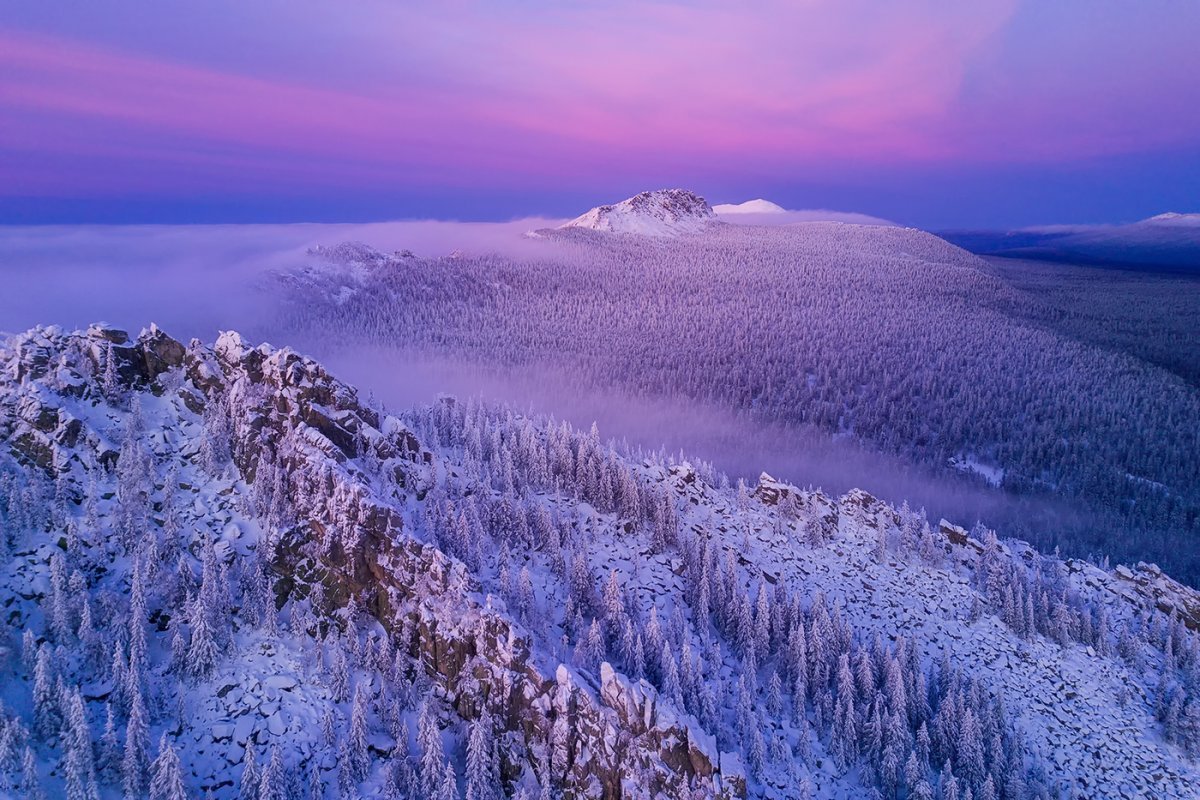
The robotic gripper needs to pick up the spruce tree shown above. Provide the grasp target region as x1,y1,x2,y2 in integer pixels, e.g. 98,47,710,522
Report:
465,707,498,800
349,682,370,781
238,743,259,800
32,645,58,740
97,702,120,781
258,744,285,800
831,653,858,771
418,703,445,798
186,597,220,679
21,745,45,800
123,683,150,800
329,644,350,704
147,734,186,800
63,689,100,800
438,759,459,800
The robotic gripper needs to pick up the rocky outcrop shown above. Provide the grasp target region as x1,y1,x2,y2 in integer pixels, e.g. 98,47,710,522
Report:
0,324,741,800
753,473,839,540
1119,562,1200,630
558,189,719,237
1065,559,1200,632
266,432,740,798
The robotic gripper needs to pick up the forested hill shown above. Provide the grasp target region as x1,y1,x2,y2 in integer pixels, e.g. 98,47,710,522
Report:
1,324,1199,798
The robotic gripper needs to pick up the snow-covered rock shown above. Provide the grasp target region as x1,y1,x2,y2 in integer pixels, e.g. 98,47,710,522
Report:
559,189,719,236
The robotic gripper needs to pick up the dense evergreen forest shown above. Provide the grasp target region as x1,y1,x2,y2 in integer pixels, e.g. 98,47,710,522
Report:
273,224,1200,583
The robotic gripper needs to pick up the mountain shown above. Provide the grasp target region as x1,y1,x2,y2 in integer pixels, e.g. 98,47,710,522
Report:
712,201,896,227
559,189,719,236
712,200,788,215
942,212,1200,271
1142,212,1200,227
275,219,1200,587
2,323,1199,798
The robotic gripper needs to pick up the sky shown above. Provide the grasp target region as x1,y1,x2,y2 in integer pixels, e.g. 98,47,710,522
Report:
2,0,1199,228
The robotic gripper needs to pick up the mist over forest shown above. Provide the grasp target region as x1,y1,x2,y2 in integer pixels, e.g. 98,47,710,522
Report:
4,218,1196,583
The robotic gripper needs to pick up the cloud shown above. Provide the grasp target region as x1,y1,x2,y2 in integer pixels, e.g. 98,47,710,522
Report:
0,1,1021,197
4,0,1197,218
0,219,557,339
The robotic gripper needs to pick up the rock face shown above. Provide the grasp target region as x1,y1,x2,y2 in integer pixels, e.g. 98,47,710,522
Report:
276,492,735,799
559,189,719,236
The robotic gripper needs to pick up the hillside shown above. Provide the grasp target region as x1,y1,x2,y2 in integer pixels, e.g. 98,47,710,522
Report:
272,219,1200,585
1,324,1199,798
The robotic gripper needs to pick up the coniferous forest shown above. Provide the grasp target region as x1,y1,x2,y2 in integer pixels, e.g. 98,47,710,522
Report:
273,224,1200,584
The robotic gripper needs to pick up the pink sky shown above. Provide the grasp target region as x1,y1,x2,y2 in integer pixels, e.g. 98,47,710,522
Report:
2,1,1198,224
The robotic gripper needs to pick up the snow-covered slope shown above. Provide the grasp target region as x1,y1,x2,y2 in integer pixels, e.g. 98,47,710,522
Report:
272,241,418,306
1140,212,1200,228
713,200,788,215
1,324,1199,799
559,189,719,236
712,201,896,227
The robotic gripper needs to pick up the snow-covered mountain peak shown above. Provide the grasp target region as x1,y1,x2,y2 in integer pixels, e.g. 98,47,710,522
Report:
712,199,787,215
559,188,719,236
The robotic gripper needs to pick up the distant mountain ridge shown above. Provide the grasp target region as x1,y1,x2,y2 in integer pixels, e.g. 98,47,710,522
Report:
942,211,1200,270
1143,212,1200,227
557,190,899,234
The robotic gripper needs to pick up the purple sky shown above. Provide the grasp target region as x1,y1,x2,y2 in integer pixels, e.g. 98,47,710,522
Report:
3,1,1199,227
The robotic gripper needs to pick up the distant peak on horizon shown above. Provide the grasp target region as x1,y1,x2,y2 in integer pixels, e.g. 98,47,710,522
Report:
712,198,788,215
559,188,718,236
1142,211,1200,226
1021,211,1200,233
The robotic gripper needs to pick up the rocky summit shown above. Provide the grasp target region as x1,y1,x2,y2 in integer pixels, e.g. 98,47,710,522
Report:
558,189,719,236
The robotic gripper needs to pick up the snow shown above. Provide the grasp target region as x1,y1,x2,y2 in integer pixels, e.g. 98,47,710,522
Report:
1,324,1198,799
558,188,719,236
713,199,788,215
1142,212,1200,227
948,455,1005,488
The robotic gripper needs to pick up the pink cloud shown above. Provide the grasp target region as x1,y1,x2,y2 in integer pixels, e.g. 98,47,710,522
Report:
2,0,1197,202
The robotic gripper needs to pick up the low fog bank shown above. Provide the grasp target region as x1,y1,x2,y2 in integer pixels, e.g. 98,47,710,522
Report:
0,218,561,340
322,344,1087,546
